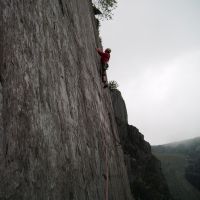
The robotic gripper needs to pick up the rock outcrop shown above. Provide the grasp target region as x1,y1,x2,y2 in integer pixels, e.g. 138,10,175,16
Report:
111,89,171,200
0,1,133,199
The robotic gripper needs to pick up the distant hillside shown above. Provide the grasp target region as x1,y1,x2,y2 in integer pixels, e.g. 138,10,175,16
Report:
152,137,200,200
153,137,200,155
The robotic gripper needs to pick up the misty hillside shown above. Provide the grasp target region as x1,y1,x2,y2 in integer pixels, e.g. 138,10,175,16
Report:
153,137,200,154
152,137,200,200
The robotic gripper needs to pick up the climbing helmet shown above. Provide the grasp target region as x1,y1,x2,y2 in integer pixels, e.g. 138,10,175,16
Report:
105,48,111,53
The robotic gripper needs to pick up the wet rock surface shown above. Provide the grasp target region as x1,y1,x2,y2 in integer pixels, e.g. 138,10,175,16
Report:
0,1,133,199
111,89,172,200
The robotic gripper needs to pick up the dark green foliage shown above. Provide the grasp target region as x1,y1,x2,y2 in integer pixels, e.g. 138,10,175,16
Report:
108,80,119,90
92,0,117,20
92,5,102,15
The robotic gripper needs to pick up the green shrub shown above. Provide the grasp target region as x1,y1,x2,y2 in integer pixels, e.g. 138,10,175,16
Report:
108,80,119,90
92,0,117,20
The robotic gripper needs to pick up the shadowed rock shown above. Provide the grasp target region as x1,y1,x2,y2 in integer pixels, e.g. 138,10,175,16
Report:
111,89,172,200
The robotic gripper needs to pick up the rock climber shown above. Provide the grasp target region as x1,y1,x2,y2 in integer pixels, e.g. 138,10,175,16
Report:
96,48,111,88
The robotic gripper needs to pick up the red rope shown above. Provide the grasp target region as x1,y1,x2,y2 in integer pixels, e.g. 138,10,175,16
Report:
105,146,109,200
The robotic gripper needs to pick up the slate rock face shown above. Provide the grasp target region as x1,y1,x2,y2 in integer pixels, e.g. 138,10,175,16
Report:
0,1,133,199
110,89,172,200
110,88,127,123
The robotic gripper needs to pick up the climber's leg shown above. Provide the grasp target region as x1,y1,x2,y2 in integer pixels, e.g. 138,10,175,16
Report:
102,70,106,82
102,70,108,88
100,62,108,88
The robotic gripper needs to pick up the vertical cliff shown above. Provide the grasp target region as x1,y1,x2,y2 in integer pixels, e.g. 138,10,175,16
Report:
111,89,172,200
0,1,133,199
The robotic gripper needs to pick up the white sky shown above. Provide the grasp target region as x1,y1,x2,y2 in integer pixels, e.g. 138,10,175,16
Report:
100,0,200,145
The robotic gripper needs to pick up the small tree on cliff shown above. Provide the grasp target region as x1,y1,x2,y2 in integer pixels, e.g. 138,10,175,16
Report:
108,80,119,90
92,0,117,19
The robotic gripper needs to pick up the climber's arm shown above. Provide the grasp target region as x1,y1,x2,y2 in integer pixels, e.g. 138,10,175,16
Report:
96,48,103,56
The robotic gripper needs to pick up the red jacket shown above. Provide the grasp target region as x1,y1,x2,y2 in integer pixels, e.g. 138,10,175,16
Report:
97,49,110,64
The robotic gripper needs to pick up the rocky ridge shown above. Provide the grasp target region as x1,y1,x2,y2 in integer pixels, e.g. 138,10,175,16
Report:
111,89,172,200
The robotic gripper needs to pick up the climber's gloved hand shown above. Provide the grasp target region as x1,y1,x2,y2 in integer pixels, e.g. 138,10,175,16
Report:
96,48,101,52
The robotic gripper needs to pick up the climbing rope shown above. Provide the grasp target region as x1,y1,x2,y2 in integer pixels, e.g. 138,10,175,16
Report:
102,125,125,200
102,128,109,200
105,145,109,200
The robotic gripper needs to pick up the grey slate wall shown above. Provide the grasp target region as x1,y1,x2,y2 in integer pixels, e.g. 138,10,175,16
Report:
0,1,133,199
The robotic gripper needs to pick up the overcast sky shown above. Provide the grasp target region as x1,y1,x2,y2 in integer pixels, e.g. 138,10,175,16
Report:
100,0,200,145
